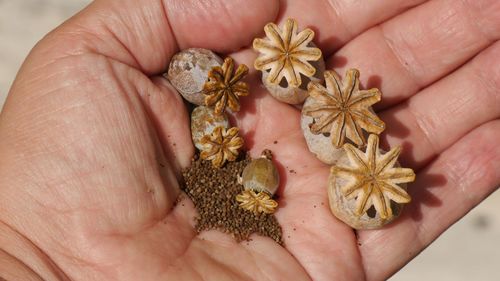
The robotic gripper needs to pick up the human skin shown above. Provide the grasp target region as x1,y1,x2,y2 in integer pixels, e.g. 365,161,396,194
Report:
0,0,499,280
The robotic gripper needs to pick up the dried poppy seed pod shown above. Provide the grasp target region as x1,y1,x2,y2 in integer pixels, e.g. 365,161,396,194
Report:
261,49,325,104
199,126,244,168
302,69,385,148
253,18,324,104
203,57,249,115
236,152,280,214
328,134,415,229
166,48,223,105
191,106,229,150
301,98,345,165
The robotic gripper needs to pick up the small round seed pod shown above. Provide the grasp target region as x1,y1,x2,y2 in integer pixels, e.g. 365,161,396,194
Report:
253,19,325,105
236,152,280,214
328,155,404,229
190,106,229,150
328,134,415,229
240,155,280,196
262,53,325,104
165,48,223,105
300,98,344,165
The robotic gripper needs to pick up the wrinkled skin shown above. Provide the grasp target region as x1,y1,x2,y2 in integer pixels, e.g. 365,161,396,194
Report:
0,0,499,280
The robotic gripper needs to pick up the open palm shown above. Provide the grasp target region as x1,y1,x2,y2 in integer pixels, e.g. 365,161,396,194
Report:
1,0,499,280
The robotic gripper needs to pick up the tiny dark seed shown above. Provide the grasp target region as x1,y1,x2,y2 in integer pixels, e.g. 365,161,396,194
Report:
181,153,283,245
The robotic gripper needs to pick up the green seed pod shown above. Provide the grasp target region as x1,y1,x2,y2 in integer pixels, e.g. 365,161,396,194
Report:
241,156,279,195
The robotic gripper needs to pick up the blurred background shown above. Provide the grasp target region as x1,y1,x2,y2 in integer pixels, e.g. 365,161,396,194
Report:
0,1,498,280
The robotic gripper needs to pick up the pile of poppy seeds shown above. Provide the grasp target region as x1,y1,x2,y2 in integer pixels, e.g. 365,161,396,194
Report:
181,154,283,244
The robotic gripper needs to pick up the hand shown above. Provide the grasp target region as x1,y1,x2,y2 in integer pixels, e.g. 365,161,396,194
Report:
1,0,499,280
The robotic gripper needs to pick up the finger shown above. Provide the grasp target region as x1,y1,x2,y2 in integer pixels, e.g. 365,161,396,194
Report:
327,0,500,109
380,41,500,168
357,120,500,281
34,0,279,75
165,0,279,53
276,0,428,56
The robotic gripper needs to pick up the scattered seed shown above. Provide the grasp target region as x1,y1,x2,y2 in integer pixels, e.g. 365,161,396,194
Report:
181,153,283,244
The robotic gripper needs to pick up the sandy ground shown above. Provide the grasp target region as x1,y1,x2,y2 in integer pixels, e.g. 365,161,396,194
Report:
1,1,499,280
